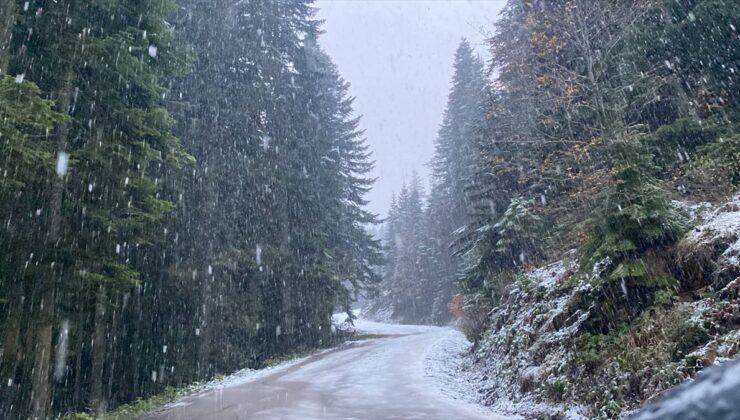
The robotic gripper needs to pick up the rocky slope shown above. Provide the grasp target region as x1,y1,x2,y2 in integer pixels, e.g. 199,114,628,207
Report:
456,195,740,419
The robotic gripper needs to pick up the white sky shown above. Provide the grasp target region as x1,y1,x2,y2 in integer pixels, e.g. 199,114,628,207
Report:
315,0,506,217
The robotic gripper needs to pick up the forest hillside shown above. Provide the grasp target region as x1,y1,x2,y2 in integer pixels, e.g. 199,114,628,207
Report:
367,0,740,417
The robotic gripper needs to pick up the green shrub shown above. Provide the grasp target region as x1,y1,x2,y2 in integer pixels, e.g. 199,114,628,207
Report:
573,332,622,371
581,135,687,332
546,378,568,401
654,289,675,305
696,133,740,186
648,118,718,167
61,414,94,420
583,136,687,270
598,400,622,419
669,320,710,359
459,294,493,345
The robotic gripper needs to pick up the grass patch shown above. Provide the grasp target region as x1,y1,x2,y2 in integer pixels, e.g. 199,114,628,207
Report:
99,387,186,420
261,347,319,367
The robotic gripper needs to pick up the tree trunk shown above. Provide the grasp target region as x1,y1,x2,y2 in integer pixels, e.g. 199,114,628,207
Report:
105,295,121,405
671,76,697,119
0,0,15,72
30,60,74,420
131,289,141,400
71,310,85,411
0,286,22,417
31,297,54,419
198,268,212,378
90,285,107,415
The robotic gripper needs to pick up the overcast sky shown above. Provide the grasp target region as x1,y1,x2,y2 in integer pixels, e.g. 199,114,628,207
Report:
315,0,506,217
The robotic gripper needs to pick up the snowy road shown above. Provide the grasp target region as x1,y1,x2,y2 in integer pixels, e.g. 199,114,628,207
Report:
141,320,505,420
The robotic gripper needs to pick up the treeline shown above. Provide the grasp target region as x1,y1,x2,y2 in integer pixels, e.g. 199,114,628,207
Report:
375,0,739,335
457,0,739,338
0,1,380,418
369,40,486,325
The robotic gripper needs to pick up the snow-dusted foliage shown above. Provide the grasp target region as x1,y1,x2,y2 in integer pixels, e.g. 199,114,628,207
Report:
453,196,740,418
457,257,590,418
677,194,740,292
1,0,739,418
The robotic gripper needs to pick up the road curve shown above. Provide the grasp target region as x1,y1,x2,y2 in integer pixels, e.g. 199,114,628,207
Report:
140,322,505,420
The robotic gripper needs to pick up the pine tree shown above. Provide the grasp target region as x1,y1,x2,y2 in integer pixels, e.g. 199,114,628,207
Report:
373,174,427,323
0,0,190,415
0,1,379,417
0,0,14,70
424,40,487,323
0,69,67,420
583,134,687,285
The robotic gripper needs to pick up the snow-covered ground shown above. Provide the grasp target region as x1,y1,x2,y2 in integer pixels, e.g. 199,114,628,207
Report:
422,328,505,416
142,317,507,419
684,193,740,270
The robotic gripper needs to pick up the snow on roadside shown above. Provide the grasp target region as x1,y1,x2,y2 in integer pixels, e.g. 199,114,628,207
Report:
193,355,309,391
422,328,523,419
333,309,438,336
415,261,586,419
354,318,438,335
423,328,586,419
330,308,361,326
159,353,318,410
169,310,387,402
433,255,588,419
188,311,379,395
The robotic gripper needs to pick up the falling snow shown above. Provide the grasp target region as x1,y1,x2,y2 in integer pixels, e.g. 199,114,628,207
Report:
1,1,738,419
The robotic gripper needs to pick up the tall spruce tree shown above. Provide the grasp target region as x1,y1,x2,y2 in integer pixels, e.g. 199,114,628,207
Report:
0,0,191,416
0,1,382,416
424,40,487,323
371,174,427,323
